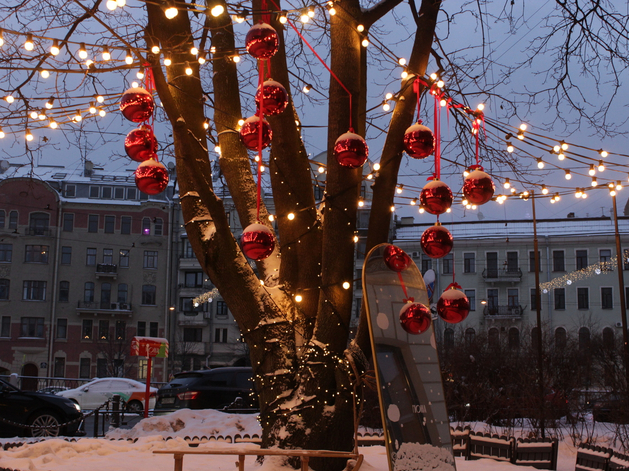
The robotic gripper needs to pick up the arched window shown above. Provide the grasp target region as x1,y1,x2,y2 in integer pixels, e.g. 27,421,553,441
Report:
508,327,520,349
603,327,614,350
531,326,541,351
29,212,50,235
555,327,567,350
488,327,499,348
579,326,591,351
444,328,454,349
465,328,476,345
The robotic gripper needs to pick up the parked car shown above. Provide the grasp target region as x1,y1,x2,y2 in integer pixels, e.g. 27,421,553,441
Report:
592,394,629,423
155,367,257,414
37,386,71,395
57,377,157,413
0,377,83,437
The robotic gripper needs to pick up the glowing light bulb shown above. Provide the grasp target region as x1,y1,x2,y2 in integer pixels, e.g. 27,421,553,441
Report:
373,163,380,171
5,95,14,104
353,235,359,243
342,282,350,289
564,170,571,180
50,39,60,55
24,34,34,51
295,293,303,303
137,69,145,80
185,61,193,75
151,45,160,54
506,142,514,153
102,47,111,61
49,120,58,129
591,178,598,187
165,4,178,19
237,119,245,127
307,8,315,17
40,69,50,78
125,49,133,64
268,215,275,222
78,42,87,59
89,103,97,114
232,54,240,63
25,129,34,141
361,38,369,47
600,150,609,158
401,70,408,79
99,108,106,117
30,110,39,119
541,185,549,195
588,164,596,176
73,111,82,122
357,24,365,32
116,0,126,6
198,53,206,64
598,160,605,172
561,142,568,150
390,205,395,212
318,166,325,174
210,5,224,16
287,213,295,220
0,31,4,47
163,56,172,66
190,46,198,55
503,178,510,189
0,127,6,138
279,11,288,23
106,0,117,9
96,95,104,103
617,181,623,191
45,97,54,109
558,152,565,160
358,199,364,207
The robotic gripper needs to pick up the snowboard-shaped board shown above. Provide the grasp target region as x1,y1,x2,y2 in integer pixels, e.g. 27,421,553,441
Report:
362,243,456,471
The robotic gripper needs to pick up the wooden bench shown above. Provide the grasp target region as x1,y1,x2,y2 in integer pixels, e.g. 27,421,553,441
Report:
467,431,514,462
450,425,471,457
607,449,629,470
575,444,612,471
154,445,364,471
513,437,558,470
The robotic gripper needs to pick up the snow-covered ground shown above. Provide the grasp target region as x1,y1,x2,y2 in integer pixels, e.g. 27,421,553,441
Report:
0,410,620,471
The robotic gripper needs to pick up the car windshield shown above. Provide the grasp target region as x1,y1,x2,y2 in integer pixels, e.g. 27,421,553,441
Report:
0,378,20,393
166,373,204,388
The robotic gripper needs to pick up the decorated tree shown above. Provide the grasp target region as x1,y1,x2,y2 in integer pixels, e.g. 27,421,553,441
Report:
2,0,629,465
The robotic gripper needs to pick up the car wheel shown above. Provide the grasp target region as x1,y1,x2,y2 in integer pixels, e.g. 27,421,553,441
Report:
29,411,61,437
126,400,143,414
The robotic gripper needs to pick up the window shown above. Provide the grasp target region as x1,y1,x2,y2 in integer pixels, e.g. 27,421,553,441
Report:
119,249,129,268
58,281,69,302
115,320,126,340
89,186,100,198
79,358,91,378
137,321,146,337
531,327,541,351
121,216,131,234
99,320,109,340
1,316,10,337
104,215,115,233
84,282,95,303
214,328,228,343
142,217,151,235
577,287,589,309
9,210,18,229
184,327,203,342
488,328,499,348
127,188,137,200
63,213,74,232
507,289,519,308
625,249,629,270
464,289,476,311
0,243,12,262
442,254,453,274
314,185,324,201
154,218,163,236
181,297,205,314
143,250,158,269
82,319,93,340
117,284,128,303
53,357,65,378
487,289,498,311
99,187,111,199
216,300,229,318
603,327,615,350
65,184,76,197
552,250,565,272
149,322,158,337
529,250,542,272
56,318,67,339
464,328,476,345
184,271,204,288
579,327,591,351
530,288,538,311
23,281,46,300
576,250,588,270
486,252,498,277
421,256,432,273
88,214,99,232
600,249,613,271
25,245,49,263
183,239,195,258
508,327,520,349
0,279,9,300
0,210,4,228
506,251,518,272
114,187,124,199
142,285,156,305
100,283,111,307
555,327,567,350
102,248,113,264
602,287,613,309
138,359,153,381
86,248,97,266
463,253,475,273
444,328,454,349
20,317,44,337
60,246,72,265
29,212,49,235
96,358,107,377
554,288,566,310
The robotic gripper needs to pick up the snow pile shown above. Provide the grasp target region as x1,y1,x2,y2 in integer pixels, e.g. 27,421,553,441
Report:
106,409,262,440
393,442,455,470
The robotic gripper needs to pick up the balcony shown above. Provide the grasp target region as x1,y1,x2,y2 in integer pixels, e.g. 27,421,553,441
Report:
482,268,522,283
25,227,53,236
483,305,524,318
96,264,117,279
76,301,132,315
177,312,208,327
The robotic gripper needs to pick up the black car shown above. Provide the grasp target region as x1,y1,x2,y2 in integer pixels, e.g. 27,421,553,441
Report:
592,394,629,423
0,378,84,437
155,367,258,414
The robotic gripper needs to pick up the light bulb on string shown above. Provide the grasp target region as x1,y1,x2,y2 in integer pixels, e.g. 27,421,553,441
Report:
610,187,617,196
164,2,178,19
95,94,104,103
575,188,583,198
361,38,369,47
589,164,596,176
49,120,58,129
410,198,417,205
198,53,206,64
503,178,510,189
557,152,565,160
591,177,598,187
30,110,38,120
185,61,193,75
24,34,34,51
598,160,605,172
600,149,609,158
136,68,144,80
98,108,106,117
553,145,561,153
287,213,295,220
616,181,623,191
302,84,312,93
163,55,172,66
318,166,325,173
0,30,4,47
536,158,545,169
418,206,425,214
25,129,33,141
541,185,549,195
342,282,350,290
106,0,117,9
102,46,111,61
50,39,60,55
401,69,408,79
151,45,160,54
78,43,88,59
190,46,198,55
561,141,568,150
564,170,571,180
45,97,54,109
5,95,14,103
300,10,309,22
89,102,97,114
279,11,288,23
73,110,82,122
232,54,240,63
125,49,133,64
554,192,561,201
396,185,403,194
506,141,514,152
0,127,6,138
307,8,315,17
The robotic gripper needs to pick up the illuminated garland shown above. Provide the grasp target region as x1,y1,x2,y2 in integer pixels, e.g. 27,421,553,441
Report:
539,258,623,292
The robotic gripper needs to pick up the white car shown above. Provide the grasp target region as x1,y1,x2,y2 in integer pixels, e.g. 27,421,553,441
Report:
58,378,157,413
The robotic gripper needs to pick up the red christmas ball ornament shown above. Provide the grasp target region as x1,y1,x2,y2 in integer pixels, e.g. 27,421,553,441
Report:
463,169,495,205
124,126,158,162
120,87,154,123
419,180,453,215
135,159,169,195
333,132,369,169
240,223,276,261
399,302,432,335
383,245,412,272
255,80,289,116
239,116,272,151
403,122,435,159
437,288,470,324
245,23,279,59
421,224,453,259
